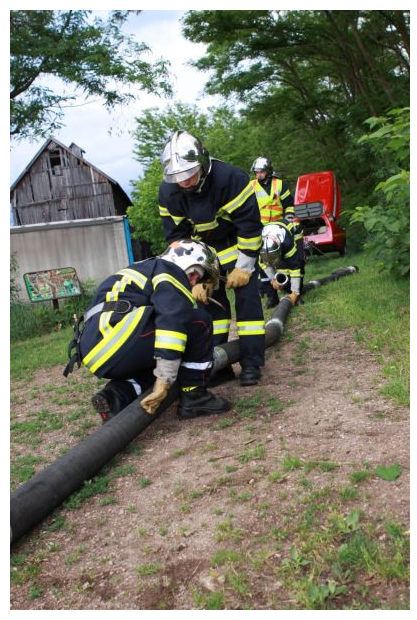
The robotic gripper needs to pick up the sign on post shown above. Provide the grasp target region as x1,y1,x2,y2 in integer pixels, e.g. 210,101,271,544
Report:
24,267,81,310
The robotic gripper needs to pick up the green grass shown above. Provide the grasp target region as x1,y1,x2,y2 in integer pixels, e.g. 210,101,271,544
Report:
10,326,74,381
286,251,409,406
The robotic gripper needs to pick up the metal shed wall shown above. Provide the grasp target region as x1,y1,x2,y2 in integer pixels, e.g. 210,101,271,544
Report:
10,218,130,301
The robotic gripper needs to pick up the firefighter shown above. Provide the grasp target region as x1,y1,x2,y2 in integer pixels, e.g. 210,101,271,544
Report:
158,130,265,387
63,240,231,423
260,221,304,307
250,157,305,308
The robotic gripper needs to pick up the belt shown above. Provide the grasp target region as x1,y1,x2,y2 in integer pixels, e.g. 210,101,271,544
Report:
84,299,133,322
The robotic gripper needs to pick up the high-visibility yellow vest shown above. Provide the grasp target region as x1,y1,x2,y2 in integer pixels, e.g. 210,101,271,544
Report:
251,177,284,224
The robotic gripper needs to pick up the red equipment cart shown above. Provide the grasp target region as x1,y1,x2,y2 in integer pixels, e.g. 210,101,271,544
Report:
294,170,346,256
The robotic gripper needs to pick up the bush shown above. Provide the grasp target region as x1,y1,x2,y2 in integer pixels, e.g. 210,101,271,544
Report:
10,280,96,342
350,108,410,277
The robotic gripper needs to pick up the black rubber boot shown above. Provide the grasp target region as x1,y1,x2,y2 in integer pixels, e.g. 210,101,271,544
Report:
91,380,137,424
240,366,261,386
208,365,235,387
177,388,231,420
265,291,279,309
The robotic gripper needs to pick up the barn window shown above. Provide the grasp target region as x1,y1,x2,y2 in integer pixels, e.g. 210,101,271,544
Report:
49,148,67,175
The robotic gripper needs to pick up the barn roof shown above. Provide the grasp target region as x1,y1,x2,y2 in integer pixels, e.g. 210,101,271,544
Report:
10,137,132,205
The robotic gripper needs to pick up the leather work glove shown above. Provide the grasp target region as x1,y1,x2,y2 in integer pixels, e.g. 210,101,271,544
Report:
192,281,215,304
270,279,283,291
285,293,299,306
140,378,170,415
226,268,251,289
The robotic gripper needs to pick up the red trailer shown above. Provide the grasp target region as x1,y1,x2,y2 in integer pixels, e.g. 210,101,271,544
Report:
294,170,346,256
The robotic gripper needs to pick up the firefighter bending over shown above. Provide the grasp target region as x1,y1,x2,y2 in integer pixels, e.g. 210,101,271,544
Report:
63,240,231,423
260,222,304,307
251,157,305,308
158,130,265,388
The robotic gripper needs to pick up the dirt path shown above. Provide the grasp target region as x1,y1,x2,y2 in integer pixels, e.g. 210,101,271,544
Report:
10,326,410,610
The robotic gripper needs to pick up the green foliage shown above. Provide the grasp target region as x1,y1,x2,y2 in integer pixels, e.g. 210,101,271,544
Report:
10,10,171,140
350,108,410,276
374,463,402,481
181,10,409,213
127,160,166,255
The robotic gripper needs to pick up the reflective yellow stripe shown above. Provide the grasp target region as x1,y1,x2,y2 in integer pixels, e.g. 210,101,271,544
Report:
213,319,231,335
99,311,113,338
155,329,187,353
237,235,262,251
280,189,291,201
83,307,146,374
159,205,170,217
221,182,254,214
116,268,147,290
284,245,297,259
236,320,266,336
194,219,218,232
181,386,198,392
152,273,196,306
288,269,301,277
217,245,239,266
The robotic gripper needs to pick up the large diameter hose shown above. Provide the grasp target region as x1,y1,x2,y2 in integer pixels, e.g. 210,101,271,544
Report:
10,265,358,544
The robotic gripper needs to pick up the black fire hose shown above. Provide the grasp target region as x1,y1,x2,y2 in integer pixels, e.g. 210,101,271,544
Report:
10,265,358,544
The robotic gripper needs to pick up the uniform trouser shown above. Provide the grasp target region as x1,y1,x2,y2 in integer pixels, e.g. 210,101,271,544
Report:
79,306,214,392
206,263,265,368
258,267,278,299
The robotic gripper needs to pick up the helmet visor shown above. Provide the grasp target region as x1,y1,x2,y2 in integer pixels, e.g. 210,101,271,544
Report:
163,164,201,184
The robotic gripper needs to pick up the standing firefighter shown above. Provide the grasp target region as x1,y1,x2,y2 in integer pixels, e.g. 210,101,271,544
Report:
251,157,305,308
158,130,265,387
260,222,304,307
63,240,231,422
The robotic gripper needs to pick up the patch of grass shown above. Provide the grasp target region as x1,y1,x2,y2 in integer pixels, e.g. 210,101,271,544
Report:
211,417,237,430
349,470,373,484
212,548,245,566
172,449,187,457
282,454,303,471
139,477,152,488
10,454,44,489
239,443,265,463
10,326,74,381
64,475,111,509
192,588,225,610
234,393,262,418
216,519,245,543
136,562,162,576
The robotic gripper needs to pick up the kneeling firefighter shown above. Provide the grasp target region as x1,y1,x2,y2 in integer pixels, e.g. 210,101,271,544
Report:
63,240,231,423
260,221,304,307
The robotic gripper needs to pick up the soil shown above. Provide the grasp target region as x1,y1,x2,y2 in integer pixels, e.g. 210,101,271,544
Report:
10,326,410,610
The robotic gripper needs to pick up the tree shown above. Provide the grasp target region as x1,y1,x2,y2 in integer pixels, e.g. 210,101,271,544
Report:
181,10,410,208
350,107,410,276
10,10,172,140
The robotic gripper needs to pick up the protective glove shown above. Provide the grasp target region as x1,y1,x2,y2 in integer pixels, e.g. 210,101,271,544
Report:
140,378,170,415
285,293,299,306
270,278,283,291
226,268,251,289
192,281,214,304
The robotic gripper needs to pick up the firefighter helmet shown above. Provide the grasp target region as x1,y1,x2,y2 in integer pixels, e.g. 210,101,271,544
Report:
161,239,220,284
251,157,273,176
260,224,286,268
160,130,211,190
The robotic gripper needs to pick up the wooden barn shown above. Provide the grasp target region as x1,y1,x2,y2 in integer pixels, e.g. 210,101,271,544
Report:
10,137,132,226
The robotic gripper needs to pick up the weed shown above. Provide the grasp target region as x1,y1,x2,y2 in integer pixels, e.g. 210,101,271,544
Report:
239,444,265,463
192,588,225,610
282,454,303,471
139,477,152,488
136,563,162,576
212,548,245,566
99,497,119,506
349,470,373,484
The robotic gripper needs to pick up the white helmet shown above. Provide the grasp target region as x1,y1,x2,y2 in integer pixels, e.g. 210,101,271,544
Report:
260,224,286,268
251,157,273,176
160,239,220,284
160,130,211,191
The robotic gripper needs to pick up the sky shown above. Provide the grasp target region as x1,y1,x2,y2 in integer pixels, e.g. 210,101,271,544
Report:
9,10,221,207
